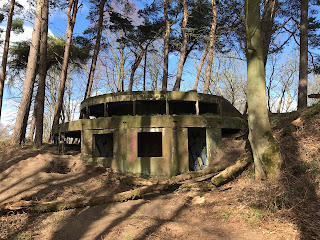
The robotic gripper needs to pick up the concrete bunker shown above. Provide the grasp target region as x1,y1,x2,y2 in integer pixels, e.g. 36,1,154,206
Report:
53,91,244,177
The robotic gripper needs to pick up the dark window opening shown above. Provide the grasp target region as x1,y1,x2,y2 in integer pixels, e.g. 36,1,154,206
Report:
188,128,208,171
138,132,162,157
108,101,133,116
89,104,104,118
94,133,114,157
136,100,166,115
169,101,196,115
199,102,219,115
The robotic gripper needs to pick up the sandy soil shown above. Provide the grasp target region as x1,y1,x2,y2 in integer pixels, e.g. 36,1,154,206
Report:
0,135,300,240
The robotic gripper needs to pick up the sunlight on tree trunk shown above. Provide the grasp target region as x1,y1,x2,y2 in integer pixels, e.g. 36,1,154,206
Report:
245,0,281,180
0,0,15,119
11,0,42,145
298,0,308,110
173,0,188,91
203,0,217,94
84,0,107,100
34,0,49,148
50,0,78,141
162,0,170,91
194,46,208,91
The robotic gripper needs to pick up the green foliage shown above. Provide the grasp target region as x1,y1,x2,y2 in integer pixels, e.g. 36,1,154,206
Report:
12,18,24,34
303,104,320,118
8,36,91,75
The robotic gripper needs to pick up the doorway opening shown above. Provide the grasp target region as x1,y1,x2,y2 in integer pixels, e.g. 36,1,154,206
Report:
188,128,207,171
94,133,114,157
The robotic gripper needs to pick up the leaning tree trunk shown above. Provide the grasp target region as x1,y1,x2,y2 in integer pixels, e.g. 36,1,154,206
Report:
11,0,42,145
84,0,106,100
128,48,146,92
297,0,308,110
245,0,281,180
203,0,217,94
34,0,49,148
162,0,170,91
194,45,208,91
50,0,78,141
0,0,15,119
261,0,277,66
173,0,188,91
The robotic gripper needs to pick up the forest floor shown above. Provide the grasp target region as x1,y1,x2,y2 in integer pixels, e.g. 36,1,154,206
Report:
0,104,320,240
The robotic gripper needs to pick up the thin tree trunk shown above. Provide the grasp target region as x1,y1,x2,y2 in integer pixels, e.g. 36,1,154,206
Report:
0,0,15,119
84,0,106,100
11,0,42,145
173,0,188,91
261,0,277,66
143,46,147,91
194,45,208,91
297,0,308,110
117,32,125,92
34,0,49,148
203,0,217,94
128,49,145,92
28,104,37,140
162,0,170,91
50,0,78,141
245,0,281,180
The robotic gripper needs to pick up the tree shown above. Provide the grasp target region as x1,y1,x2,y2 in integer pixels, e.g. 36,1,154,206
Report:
297,0,308,109
84,0,107,100
51,0,79,140
173,0,188,91
203,0,217,94
245,0,281,180
34,0,49,147
162,0,170,91
0,0,15,120
11,0,42,145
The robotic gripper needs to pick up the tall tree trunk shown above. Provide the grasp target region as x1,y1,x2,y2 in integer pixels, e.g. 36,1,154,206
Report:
203,0,217,94
194,45,208,91
34,0,49,148
117,32,125,92
297,0,308,110
173,0,188,91
0,0,15,119
28,104,37,140
84,0,106,100
50,0,78,140
143,46,147,91
11,0,42,145
245,0,281,180
162,0,170,91
261,0,277,66
128,49,145,92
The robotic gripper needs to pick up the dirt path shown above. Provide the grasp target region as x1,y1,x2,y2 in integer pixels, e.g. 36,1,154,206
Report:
0,143,299,240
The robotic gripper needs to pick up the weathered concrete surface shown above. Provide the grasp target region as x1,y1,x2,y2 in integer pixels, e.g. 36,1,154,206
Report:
53,91,245,177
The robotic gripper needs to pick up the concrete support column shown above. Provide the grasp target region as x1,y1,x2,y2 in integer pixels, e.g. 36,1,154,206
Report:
104,103,108,117
206,128,222,165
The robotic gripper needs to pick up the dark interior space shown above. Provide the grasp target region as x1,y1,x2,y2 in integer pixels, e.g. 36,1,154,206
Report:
136,100,166,115
94,133,114,157
108,101,133,116
138,132,162,157
169,101,196,115
89,104,104,118
199,102,219,115
188,128,207,171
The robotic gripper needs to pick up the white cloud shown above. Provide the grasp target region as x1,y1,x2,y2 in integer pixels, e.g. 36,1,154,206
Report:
0,98,19,126
270,97,297,113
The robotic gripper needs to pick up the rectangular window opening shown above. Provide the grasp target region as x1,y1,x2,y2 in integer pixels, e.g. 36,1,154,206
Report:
169,101,196,115
94,133,114,158
138,132,162,157
199,102,219,115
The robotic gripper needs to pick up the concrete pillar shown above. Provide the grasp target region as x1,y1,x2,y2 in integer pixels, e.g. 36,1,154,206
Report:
206,128,222,165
